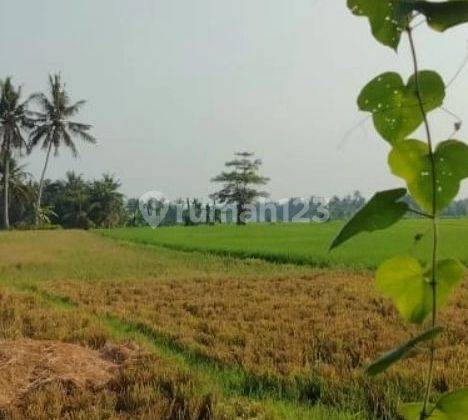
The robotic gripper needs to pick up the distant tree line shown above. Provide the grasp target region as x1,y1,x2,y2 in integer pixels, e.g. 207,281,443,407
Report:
325,192,468,220
41,172,124,229
443,198,468,216
125,152,468,228
327,191,366,220
0,158,125,229
125,191,468,228
2,113,467,230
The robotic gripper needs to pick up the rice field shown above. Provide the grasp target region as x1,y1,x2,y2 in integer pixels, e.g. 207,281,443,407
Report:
0,228,466,419
101,219,468,269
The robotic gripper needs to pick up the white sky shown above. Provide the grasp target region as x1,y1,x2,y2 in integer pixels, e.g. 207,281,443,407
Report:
1,0,468,200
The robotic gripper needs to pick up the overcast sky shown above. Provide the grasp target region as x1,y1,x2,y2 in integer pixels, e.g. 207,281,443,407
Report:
1,0,467,200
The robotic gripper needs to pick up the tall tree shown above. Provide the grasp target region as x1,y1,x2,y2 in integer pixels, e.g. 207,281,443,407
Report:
60,171,91,229
0,78,33,229
0,153,34,225
29,74,96,224
88,174,124,228
211,152,269,225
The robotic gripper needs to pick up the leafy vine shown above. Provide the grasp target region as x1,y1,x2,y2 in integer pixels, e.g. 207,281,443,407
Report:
331,1,468,418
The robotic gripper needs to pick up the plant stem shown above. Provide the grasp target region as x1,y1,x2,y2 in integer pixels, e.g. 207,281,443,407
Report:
35,141,53,225
407,208,433,219
2,143,10,229
407,25,439,420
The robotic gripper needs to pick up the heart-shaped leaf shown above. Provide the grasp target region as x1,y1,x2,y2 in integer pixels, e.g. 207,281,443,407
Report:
376,256,465,324
436,388,468,419
412,1,468,32
388,139,468,213
330,188,408,250
348,0,468,50
376,256,429,323
399,388,468,419
347,0,408,49
358,71,445,144
432,259,467,309
366,326,443,376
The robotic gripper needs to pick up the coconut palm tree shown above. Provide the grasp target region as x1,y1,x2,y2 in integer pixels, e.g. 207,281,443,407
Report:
29,74,96,224
0,78,33,229
0,154,34,225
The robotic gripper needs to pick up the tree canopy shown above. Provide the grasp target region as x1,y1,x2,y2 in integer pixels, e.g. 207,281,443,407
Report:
211,152,269,224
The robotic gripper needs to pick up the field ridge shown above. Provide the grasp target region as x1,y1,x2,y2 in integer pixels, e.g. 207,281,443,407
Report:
100,219,468,270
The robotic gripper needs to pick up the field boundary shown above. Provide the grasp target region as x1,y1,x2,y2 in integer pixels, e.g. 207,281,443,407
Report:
97,233,374,272
97,219,468,271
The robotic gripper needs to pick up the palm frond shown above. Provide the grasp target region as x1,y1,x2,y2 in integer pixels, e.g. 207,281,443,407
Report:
64,100,86,117
0,77,33,154
62,128,78,157
28,124,52,151
67,121,96,144
52,128,61,156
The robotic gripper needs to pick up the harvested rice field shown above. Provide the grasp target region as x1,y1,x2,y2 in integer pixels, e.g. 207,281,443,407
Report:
0,228,466,419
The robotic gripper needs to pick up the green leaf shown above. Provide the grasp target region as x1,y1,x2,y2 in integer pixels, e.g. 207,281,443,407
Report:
348,0,468,49
388,139,468,213
358,71,445,144
412,1,468,32
398,402,435,420
436,388,468,419
347,0,408,49
432,259,466,309
399,388,468,419
376,257,465,324
376,256,429,323
366,326,443,376
330,188,408,250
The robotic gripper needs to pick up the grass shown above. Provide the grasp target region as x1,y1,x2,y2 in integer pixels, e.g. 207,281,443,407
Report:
0,229,466,418
100,219,468,269
0,230,359,419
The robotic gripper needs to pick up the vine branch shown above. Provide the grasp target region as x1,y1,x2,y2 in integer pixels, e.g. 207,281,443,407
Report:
407,208,433,219
406,24,439,420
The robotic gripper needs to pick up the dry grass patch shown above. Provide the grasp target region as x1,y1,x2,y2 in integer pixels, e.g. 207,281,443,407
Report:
0,289,221,419
50,271,468,399
0,338,117,407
